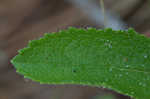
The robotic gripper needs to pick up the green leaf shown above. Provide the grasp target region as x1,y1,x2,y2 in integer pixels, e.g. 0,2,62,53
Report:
11,27,150,99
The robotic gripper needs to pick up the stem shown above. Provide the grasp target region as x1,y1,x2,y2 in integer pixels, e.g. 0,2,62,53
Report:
100,0,107,28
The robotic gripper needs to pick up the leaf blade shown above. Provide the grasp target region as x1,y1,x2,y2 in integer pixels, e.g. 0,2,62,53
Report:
11,28,150,99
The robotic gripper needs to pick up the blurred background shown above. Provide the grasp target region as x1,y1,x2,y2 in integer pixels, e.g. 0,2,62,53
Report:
0,0,150,99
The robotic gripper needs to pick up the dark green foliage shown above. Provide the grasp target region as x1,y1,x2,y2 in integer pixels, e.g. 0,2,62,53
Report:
11,27,150,99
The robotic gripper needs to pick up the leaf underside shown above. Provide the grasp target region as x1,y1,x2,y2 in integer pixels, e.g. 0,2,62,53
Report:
11,27,150,99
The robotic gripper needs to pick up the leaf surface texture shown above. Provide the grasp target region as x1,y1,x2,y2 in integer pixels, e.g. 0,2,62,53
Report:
11,28,150,99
